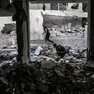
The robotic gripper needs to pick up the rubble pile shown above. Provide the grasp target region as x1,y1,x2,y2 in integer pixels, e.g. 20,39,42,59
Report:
0,50,17,62
0,61,94,94
49,24,86,39
31,45,87,63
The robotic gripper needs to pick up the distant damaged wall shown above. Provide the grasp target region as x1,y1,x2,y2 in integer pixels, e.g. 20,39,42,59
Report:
30,10,44,40
0,17,16,48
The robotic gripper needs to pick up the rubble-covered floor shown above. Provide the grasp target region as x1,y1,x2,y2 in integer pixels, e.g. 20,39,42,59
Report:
0,45,92,94
0,60,94,94
0,44,88,94
30,44,86,63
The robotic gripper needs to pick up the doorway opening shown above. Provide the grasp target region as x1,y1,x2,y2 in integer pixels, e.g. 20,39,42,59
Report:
29,1,88,63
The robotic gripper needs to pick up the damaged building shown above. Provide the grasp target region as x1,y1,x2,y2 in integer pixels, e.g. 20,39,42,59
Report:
0,0,94,94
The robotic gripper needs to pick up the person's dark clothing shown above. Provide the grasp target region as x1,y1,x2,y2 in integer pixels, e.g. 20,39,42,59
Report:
53,44,66,57
43,26,53,43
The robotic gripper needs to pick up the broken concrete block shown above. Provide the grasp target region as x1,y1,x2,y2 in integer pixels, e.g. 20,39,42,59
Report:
37,80,48,93
91,74,94,79
54,69,65,84
35,46,43,55
0,77,9,85
41,61,56,69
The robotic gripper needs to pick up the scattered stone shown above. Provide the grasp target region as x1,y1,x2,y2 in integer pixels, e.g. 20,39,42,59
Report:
41,61,56,69
91,74,94,79
54,69,65,83
84,65,94,72
86,73,90,76
82,80,86,83
38,83,48,93
0,77,9,85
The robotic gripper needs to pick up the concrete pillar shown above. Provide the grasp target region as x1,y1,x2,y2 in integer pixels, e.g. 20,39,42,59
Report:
13,1,23,62
13,0,30,63
22,0,30,63
87,0,90,62
89,0,94,61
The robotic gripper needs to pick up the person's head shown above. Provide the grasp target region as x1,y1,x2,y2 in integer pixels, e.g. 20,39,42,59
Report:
42,23,45,27
43,24,47,29
53,43,57,47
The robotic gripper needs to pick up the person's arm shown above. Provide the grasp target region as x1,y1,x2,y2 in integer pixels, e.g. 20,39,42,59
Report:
42,28,46,35
42,32,45,35
42,26,47,35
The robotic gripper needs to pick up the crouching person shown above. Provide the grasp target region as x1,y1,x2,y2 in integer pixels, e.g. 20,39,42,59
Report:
53,43,67,58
